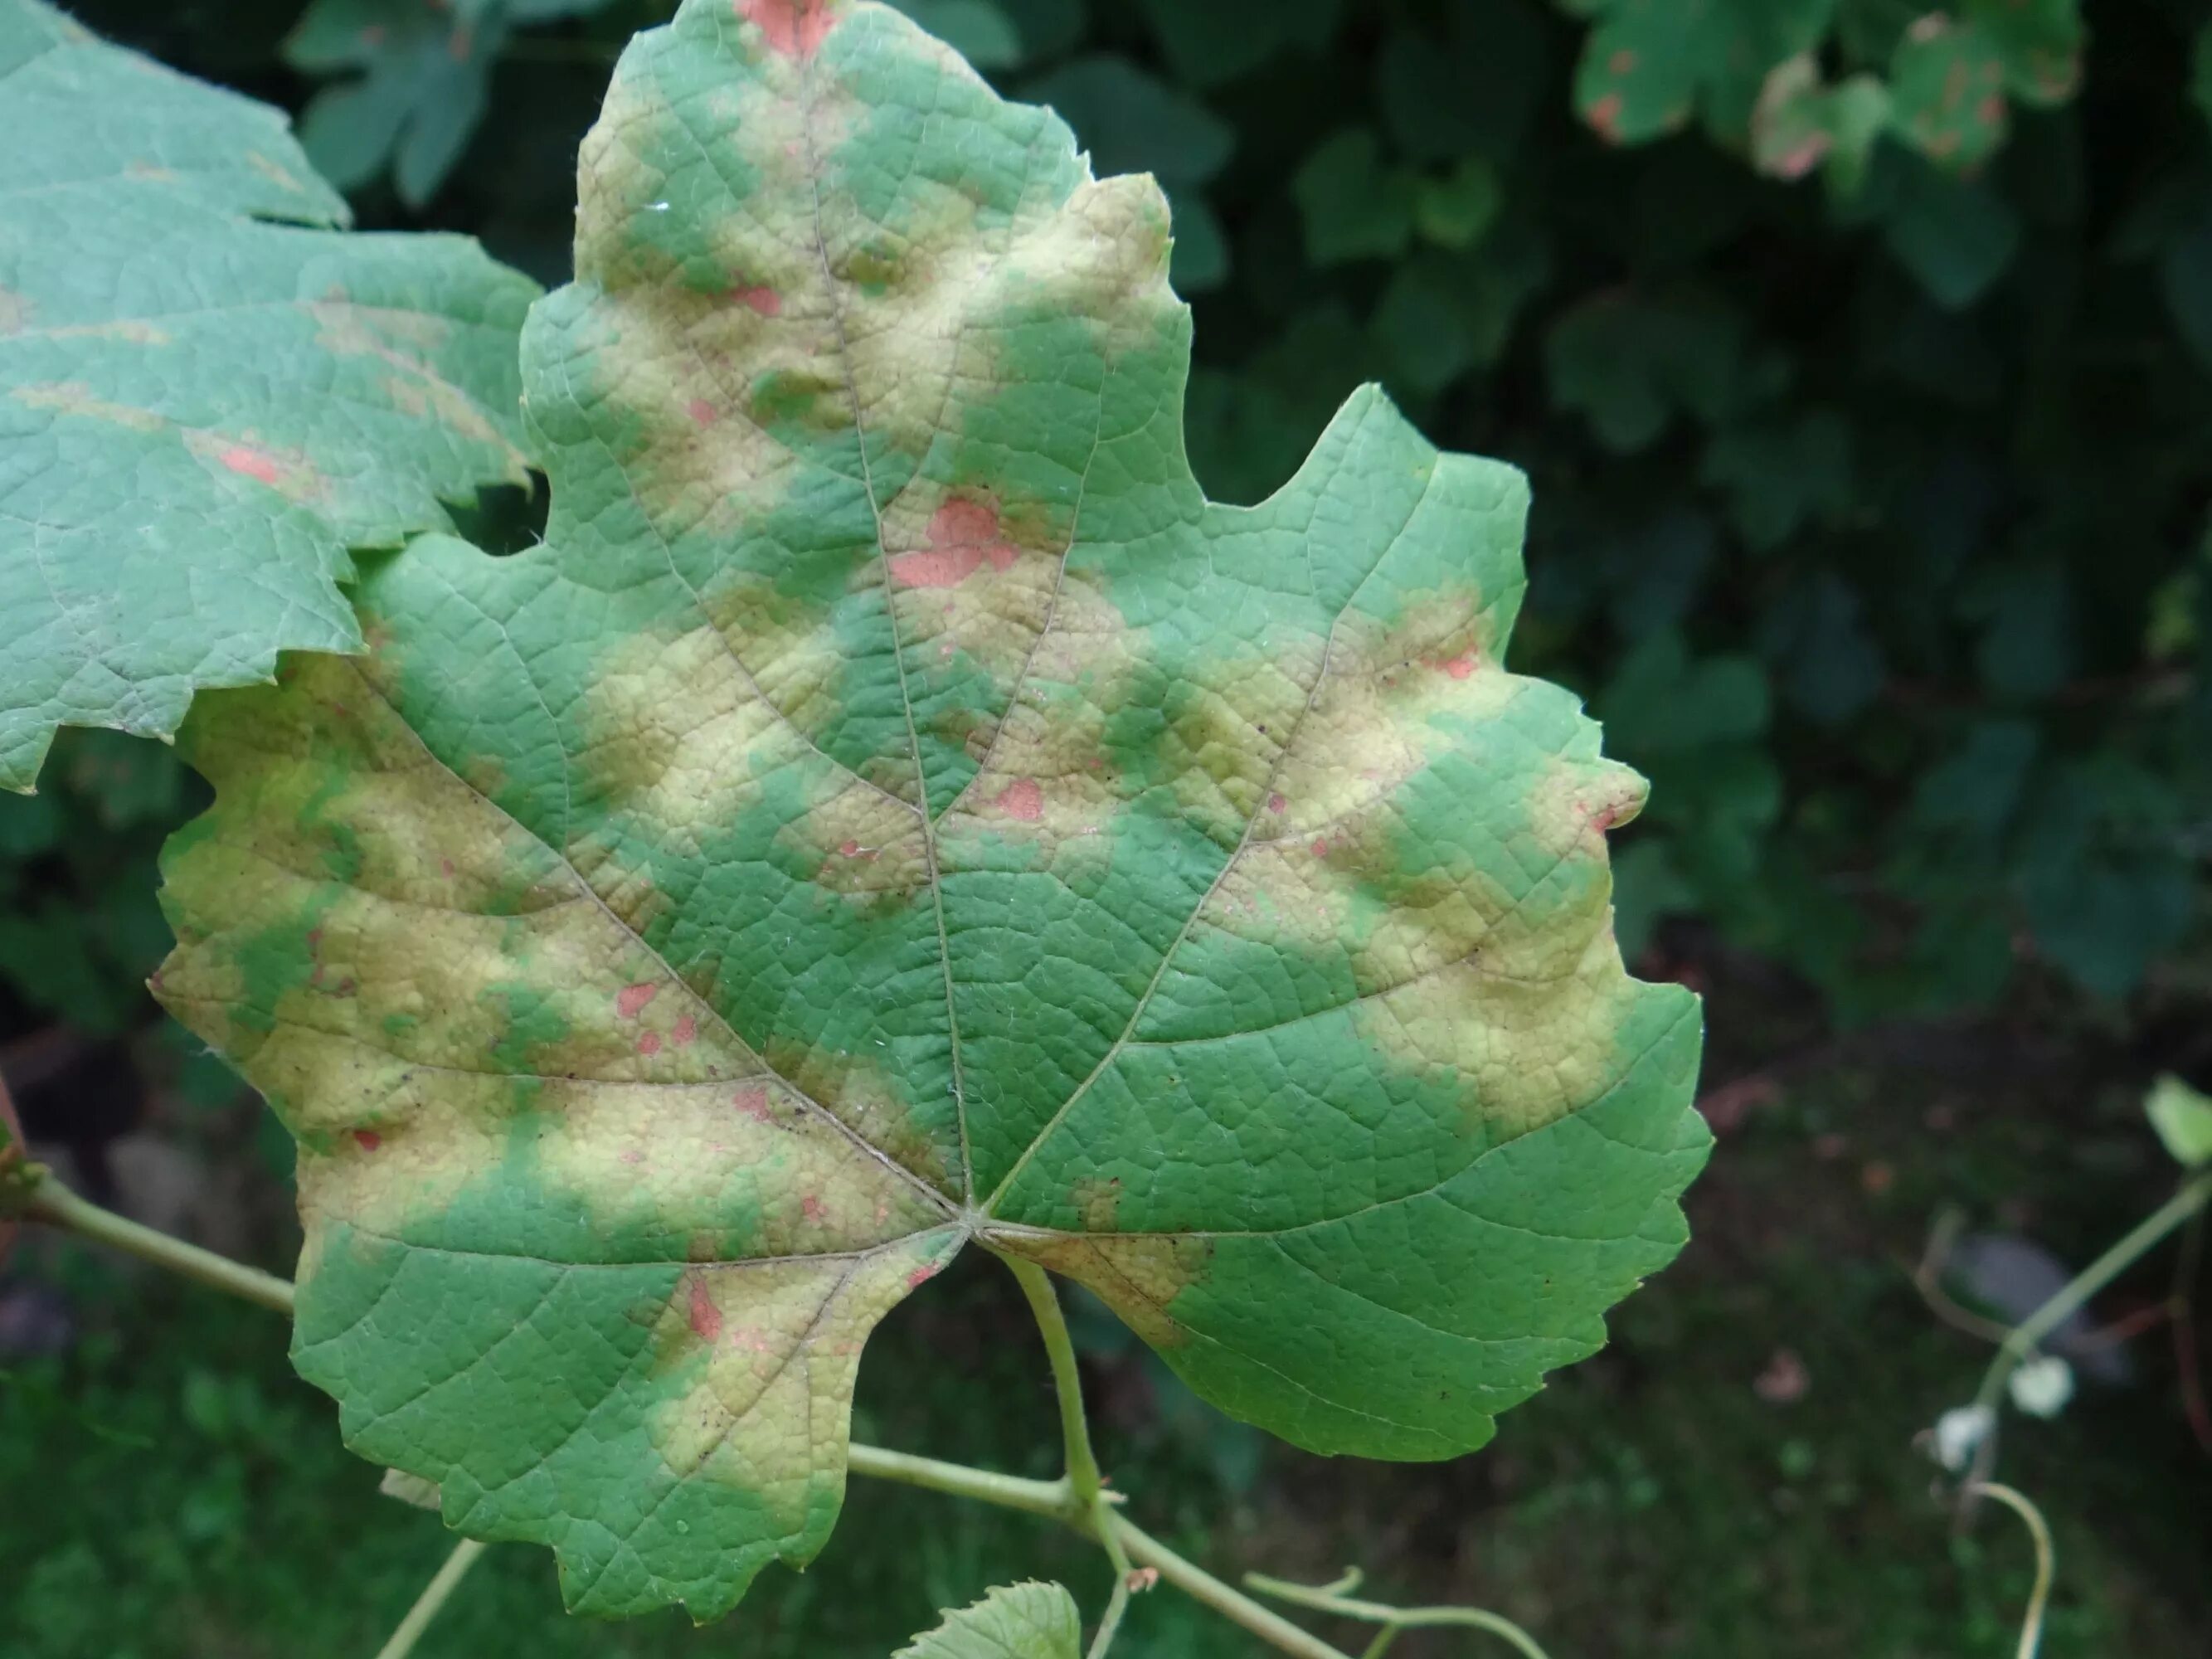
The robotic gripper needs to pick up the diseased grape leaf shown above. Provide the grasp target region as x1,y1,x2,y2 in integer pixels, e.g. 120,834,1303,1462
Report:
1563,0,1834,148
897,1583,1082,1659
155,0,1708,1622
0,0,537,791
1748,55,1889,192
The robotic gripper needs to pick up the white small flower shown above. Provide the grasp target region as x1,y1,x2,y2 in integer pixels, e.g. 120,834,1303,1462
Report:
1932,1403,1996,1472
2007,1355,2074,1419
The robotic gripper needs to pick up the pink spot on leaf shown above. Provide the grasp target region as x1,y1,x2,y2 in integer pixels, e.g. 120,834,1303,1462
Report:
733,1085,775,1123
994,777,1043,820
839,839,861,857
440,858,456,878
219,445,282,485
887,499,1021,589
1267,792,1286,814
616,982,658,1019
800,1194,826,1224
1609,48,1636,75
1772,135,1831,179
1587,93,1625,143
905,1262,940,1291
1439,650,1480,680
1310,838,1330,858
673,1014,698,1047
688,398,717,426
352,1129,381,1151
636,1030,663,1057
730,284,782,316
737,0,831,57
688,1275,723,1341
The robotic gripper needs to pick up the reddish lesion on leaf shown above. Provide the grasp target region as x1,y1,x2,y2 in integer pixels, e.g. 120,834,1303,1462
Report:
887,499,1022,591
990,776,1043,821
737,0,834,60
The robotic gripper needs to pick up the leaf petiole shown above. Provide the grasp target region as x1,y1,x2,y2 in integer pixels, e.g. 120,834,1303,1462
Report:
372,1538,487,1659
997,1252,1138,1656
17,1165,294,1314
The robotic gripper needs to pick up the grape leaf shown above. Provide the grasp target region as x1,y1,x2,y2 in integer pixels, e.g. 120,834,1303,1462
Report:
288,0,622,207
155,0,1708,1621
1748,55,1889,192
0,0,537,791
1884,2,2080,172
1564,0,1834,148
2146,1075,2212,1169
897,1583,1082,1659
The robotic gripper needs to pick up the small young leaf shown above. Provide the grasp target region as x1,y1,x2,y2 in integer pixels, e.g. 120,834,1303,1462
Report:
1887,16,2010,170
1413,158,1503,251
1293,129,1417,266
288,0,625,207
158,0,1705,1621
2146,1074,2212,1168
1567,0,1833,148
1023,56,1232,187
1135,0,1340,90
1749,55,1889,192
1880,160,2021,309
1545,288,1779,452
896,1583,1082,1659
886,1,1023,69
0,0,538,791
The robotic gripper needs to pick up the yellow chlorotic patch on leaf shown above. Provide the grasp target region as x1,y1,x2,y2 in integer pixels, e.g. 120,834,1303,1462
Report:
158,0,1707,1620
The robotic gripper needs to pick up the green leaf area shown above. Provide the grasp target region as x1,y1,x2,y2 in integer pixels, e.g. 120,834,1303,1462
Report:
155,0,1707,1624
0,0,537,791
897,1583,1081,1659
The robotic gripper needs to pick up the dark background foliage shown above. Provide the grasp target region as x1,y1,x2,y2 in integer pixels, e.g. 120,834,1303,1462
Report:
3,2,2210,1656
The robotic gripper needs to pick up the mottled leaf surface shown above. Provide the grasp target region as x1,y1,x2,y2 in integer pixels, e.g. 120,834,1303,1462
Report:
0,0,537,790
158,0,1707,1622
897,1582,1082,1659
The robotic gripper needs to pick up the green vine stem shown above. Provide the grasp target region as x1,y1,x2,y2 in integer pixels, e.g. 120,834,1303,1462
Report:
999,1253,1106,1505
999,1251,1142,1658
1970,1168,2212,1420
1965,1483,2052,1659
1244,1568,1553,1659
12,1164,294,1313
372,1538,488,1659
19,1168,1366,1659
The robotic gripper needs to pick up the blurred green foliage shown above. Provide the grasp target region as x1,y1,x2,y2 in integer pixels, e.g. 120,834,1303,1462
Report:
7,0,2210,1039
